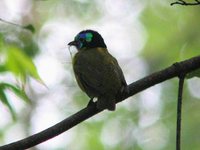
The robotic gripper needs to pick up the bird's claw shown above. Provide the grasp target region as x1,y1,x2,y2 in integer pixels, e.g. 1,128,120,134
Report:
87,98,95,107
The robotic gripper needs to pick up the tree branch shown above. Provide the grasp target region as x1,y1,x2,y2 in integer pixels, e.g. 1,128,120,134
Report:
176,73,185,150
171,0,200,6
0,55,200,150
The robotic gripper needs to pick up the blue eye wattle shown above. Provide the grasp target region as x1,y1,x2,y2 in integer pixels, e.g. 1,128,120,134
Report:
77,41,83,49
74,32,94,49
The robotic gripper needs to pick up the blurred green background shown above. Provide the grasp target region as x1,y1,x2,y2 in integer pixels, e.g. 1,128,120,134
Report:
0,0,200,150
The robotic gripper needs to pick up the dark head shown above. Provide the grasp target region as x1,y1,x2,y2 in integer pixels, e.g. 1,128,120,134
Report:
68,30,107,50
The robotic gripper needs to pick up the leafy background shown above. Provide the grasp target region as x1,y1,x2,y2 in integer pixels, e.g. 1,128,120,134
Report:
0,0,200,150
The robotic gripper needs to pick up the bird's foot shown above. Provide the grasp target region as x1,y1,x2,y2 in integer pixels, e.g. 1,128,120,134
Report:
87,98,95,107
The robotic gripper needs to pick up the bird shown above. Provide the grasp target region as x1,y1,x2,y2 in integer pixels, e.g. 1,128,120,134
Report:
68,29,128,111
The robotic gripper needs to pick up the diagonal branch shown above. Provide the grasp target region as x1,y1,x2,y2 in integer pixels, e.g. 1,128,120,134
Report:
0,55,200,150
171,0,200,6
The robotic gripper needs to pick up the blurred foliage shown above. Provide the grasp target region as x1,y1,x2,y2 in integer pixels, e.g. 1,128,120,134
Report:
23,24,36,33
33,0,103,24
0,82,30,120
141,2,200,70
5,46,41,83
140,1,200,150
0,21,40,120
0,19,39,57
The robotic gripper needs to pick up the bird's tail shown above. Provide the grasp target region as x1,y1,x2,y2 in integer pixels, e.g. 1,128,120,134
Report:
97,97,116,111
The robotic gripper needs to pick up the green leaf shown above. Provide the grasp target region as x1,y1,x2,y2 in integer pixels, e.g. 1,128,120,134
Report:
23,24,35,33
0,82,31,120
0,83,30,103
0,86,16,121
5,47,43,83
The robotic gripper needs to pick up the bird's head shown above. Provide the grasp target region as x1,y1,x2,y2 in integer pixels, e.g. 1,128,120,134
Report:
68,30,107,50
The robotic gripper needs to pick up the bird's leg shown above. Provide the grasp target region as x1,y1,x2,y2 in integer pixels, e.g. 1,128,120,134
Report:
87,97,95,107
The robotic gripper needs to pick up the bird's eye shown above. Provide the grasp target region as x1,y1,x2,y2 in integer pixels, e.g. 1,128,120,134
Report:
79,38,84,42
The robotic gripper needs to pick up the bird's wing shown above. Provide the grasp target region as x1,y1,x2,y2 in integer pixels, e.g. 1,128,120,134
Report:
112,56,127,86
73,58,104,97
73,48,127,97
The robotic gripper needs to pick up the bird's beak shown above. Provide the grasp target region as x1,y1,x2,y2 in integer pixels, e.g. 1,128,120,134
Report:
68,41,77,46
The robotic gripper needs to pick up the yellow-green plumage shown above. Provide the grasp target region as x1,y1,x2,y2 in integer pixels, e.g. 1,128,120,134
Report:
68,30,127,111
73,47,126,110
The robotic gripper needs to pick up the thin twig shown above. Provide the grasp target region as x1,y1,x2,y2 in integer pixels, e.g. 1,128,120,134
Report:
171,0,200,6
0,18,22,28
0,55,200,150
0,18,35,33
176,73,185,150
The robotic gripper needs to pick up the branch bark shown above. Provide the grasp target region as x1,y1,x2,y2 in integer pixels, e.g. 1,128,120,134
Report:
0,55,200,150
176,74,185,150
171,0,200,6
